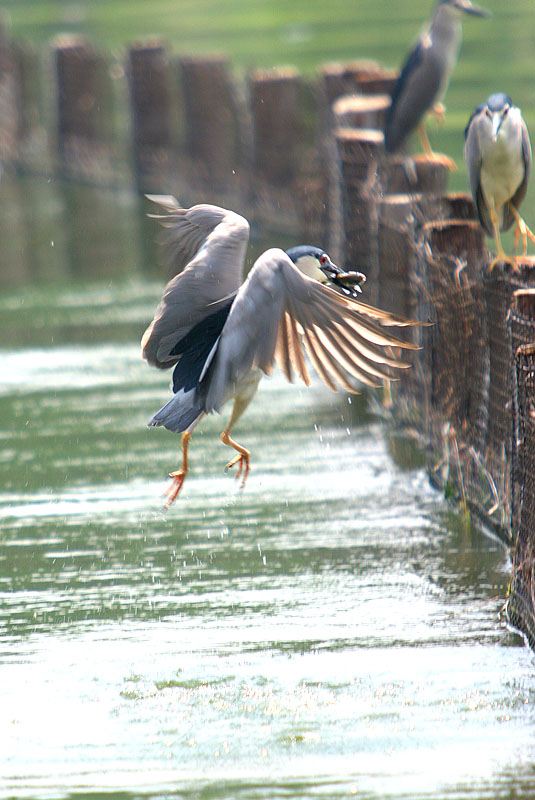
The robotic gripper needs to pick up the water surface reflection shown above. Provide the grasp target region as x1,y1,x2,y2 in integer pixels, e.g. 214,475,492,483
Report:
1,176,534,800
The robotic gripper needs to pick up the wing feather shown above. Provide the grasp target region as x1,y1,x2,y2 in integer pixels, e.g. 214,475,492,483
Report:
205,249,419,411
274,315,293,383
141,197,249,369
504,118,532,230
464,115,493,236
330,322,409,374
285,312,311,386
385,39,443,153
313,325,389,385
301,328,338,392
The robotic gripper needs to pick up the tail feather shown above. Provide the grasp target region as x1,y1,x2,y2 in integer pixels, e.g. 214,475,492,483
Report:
148,388,204,433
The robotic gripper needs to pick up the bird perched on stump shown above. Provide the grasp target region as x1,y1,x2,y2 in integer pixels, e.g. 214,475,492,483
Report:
384,0,490,168
464,93,535,271
142,196,421,507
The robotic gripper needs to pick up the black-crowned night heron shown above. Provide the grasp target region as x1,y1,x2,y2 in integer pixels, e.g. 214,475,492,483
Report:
384,0,490,167
464,92,535,270
142,196,420,507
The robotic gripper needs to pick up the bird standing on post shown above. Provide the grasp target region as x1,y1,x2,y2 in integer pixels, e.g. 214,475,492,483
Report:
142,196,421,507
464,93,535,271
384,0,490,167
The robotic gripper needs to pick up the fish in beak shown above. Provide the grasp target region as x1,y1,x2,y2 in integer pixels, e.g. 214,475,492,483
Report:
319,254,367,298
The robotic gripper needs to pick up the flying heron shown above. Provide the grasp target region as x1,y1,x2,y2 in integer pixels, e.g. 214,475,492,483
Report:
142,196,420,507
464,92,535,270
384,0,490,168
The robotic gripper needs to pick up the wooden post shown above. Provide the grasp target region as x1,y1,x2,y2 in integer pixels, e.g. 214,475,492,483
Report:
484,258,535,472
320,61,396,107
509,323,535,649
249,66,321,229
377,194,420,321
417,192,477,228
0,19,21,164
422,220,487,445
12,40,48,169
332,94,390,132
250,66,302,188
381,154,449,195
180,55,246,194
332,128,383,300
128,40,178,192
510,289,535,536
54,35,115,181
356,71,399,97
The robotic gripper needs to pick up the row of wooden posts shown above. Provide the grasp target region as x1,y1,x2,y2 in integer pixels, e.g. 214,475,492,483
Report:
0,21,401,236
1,24,535,649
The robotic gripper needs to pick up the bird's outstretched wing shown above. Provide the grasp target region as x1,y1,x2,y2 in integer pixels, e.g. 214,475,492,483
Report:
142,197,250,369
384,38,443,153
205,249,420,412
464,116,492,236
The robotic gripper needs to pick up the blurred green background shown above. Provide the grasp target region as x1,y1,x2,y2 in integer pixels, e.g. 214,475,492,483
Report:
1,0,534,197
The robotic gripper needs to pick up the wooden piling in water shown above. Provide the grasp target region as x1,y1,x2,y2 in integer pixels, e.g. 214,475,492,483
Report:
484,260,535,491
54,35,116,181
332,94,390,132
509,288,535,648
422,220,487,438
180,55,246,198
377,194,419,321
249,66,319,228
12,40,48,169
320,61,396,107
381,154,449,195
250,66,302,188
0,20,21,164
331,127,383,298
127,40,178,193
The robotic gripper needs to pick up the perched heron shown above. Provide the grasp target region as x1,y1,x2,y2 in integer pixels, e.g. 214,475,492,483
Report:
384,0,490,167
142,196,420,507
464,92,535,270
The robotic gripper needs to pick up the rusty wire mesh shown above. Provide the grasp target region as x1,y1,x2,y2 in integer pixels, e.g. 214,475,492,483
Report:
484,266,535,460
419,222,487,449
509,342,535,649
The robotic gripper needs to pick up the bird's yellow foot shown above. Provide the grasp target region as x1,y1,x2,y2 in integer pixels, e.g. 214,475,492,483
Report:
163,469,187,509
514,217,535,257
225,452,250,488
488,254,520,273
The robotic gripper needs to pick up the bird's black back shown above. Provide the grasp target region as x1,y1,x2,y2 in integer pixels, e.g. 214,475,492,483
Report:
170,300,233,393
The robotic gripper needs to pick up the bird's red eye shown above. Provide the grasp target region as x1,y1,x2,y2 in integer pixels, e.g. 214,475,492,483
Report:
503,106,510,116
320,255,328,264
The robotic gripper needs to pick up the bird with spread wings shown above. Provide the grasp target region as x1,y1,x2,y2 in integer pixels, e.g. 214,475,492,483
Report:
142,196,421,507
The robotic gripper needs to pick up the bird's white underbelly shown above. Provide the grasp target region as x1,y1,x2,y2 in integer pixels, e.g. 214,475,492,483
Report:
481,141,524,214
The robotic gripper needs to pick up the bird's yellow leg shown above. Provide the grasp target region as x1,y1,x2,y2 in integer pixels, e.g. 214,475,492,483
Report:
510,205,535,257
430,102,446,126
418,121,433,157
163,431,191,509
417,120,457,171
221,430,250,487
220,396,253,488
488,206,518,272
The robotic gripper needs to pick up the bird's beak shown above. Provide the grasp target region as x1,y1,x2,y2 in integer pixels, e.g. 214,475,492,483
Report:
320,256,367,295
456,0,491,17
491,112,504,140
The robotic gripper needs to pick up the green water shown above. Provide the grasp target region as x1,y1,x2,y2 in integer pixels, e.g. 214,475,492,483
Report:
2,0,535,789
1,173,535,798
